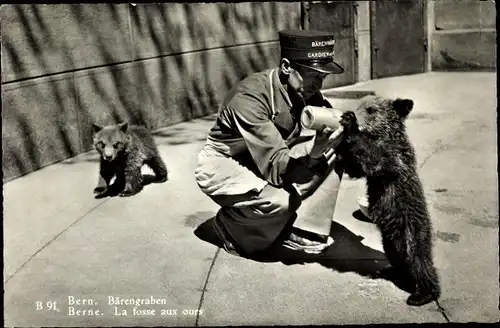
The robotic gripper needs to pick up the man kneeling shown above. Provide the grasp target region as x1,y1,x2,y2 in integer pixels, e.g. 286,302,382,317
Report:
194,29,346,258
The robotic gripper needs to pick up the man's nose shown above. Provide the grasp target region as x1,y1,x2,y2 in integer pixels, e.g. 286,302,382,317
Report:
314,74,326,83
312,77,325,88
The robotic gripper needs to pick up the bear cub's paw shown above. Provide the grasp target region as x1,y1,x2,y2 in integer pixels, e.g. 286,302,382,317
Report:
407,290,439,307
93,186,108,198
340,111,359,134
155,173,168,183
93,186,107,194
118,187,142,197
118,191,137,197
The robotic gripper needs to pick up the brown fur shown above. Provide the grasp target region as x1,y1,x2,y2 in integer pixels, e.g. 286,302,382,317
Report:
92,122,168,197
335,95,440,306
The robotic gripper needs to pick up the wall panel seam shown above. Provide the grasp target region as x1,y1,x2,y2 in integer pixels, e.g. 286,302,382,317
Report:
1,40,281,86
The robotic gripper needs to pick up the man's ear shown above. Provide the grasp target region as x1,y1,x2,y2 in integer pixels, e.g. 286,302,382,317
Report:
393,98,413,119
118,122,128,132
92,124,103,134
280,58,292,76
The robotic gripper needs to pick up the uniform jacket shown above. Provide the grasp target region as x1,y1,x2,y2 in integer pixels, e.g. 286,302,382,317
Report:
206,68,332,188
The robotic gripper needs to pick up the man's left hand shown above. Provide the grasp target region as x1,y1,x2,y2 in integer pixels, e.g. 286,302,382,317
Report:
311,125,345,157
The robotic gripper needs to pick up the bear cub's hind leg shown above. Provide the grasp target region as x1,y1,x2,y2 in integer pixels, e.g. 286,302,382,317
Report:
146,155,168,182
406,254,441,306
380,235,440,306
372,236,417,293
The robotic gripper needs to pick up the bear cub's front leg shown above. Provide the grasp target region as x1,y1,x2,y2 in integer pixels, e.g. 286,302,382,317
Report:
334,111,366,179
94,178,109,197
94,160,115,198
119,163,144,197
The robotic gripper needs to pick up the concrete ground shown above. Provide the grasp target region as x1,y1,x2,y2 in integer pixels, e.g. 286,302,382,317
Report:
3,72,498,326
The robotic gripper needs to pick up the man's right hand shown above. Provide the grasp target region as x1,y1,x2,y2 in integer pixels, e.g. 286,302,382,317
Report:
290,173,323,199
312,125,344,156
232,184,301,215
280,154,329,200
285,124,344,199
326,125,345,149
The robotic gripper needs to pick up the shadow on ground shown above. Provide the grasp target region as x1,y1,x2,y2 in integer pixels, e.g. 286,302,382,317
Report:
94,174,166,198
194,212,416,295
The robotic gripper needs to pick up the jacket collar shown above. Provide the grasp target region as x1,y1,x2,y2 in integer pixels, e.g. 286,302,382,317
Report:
271,68,293,111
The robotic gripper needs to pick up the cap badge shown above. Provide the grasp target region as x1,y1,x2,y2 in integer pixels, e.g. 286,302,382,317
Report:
311,40,335,48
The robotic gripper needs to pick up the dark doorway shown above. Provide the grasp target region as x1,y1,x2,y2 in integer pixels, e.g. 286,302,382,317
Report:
306,1,357,88
370,0,426,79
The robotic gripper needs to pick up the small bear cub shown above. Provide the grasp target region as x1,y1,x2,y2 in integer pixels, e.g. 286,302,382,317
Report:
92,122,168,197
336,95,441,306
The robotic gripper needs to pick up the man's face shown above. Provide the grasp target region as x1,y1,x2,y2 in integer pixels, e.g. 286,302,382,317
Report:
287,63,329,100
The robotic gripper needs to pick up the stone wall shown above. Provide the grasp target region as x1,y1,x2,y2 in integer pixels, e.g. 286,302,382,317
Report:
1,3,301,182
3,2,495,183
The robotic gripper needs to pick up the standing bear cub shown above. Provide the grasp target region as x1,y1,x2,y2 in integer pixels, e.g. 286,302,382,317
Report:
335,95,440,306
92,122,168,197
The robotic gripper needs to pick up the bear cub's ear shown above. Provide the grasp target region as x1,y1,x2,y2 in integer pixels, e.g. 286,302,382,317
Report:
118,122,128,132
92,124,103,134
393,98,414,118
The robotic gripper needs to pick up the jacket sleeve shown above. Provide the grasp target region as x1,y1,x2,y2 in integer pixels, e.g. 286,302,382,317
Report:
227,93,291,187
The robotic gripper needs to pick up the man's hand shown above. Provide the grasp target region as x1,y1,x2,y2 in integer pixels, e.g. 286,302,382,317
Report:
281,154,330,200
232,184,301,214
323,125,345,149
310,125,345,157
291,173,324,199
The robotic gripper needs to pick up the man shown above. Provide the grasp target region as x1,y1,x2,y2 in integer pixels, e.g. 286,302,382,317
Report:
194,29,345,258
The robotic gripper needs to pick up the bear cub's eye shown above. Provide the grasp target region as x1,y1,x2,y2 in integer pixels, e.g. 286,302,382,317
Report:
366,106,376,114
113,142,122,149
96,141,104,148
